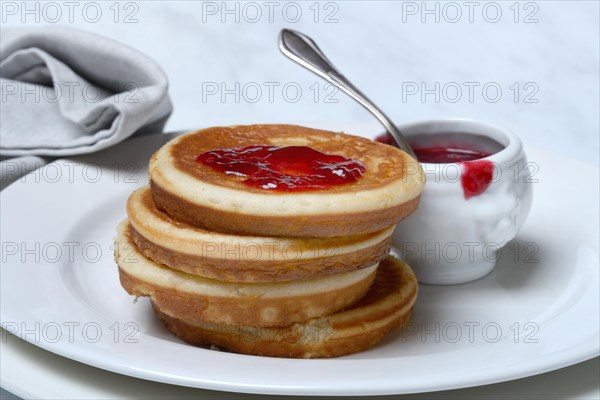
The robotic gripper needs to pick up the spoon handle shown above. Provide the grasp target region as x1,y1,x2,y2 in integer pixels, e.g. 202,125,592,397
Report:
278,29,416,159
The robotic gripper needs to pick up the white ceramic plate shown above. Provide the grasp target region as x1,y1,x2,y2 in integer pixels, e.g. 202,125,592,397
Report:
1,133,598,396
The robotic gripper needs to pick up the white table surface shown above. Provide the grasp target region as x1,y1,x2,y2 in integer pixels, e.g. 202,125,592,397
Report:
1,1,599,398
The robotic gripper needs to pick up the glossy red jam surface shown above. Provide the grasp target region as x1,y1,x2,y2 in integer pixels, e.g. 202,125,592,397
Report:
374,133,495,199
196,145,365,191
375,133,492,163
412,147,492,163
460,160,495,199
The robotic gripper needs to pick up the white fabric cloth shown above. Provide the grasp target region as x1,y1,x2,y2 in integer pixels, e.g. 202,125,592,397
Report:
0,26,172,187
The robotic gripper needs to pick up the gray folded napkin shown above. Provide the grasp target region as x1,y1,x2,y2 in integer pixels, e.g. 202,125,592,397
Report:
0,26,172,188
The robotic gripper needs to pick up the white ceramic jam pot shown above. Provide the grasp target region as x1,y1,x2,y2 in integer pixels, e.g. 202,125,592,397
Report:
392,119,534,285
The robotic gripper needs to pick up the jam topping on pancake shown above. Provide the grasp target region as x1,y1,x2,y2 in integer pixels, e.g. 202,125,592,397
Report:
196,145,365,191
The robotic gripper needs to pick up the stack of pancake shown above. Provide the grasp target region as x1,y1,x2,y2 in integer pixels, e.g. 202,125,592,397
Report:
114,124,424,358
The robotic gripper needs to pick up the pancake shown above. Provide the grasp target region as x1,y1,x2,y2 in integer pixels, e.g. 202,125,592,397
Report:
115,220,378,327
149,124,424,237
128,186,394,282
152,256,418,358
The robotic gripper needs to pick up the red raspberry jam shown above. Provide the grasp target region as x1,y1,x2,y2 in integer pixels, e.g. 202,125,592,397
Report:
411,146,492,163
375,133,495,199
196,145,365,192
460,160,495,199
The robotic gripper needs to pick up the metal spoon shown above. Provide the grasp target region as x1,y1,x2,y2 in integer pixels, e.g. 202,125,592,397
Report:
278,29,416,159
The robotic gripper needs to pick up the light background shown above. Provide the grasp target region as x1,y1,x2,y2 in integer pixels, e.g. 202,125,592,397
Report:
3,0,598,164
